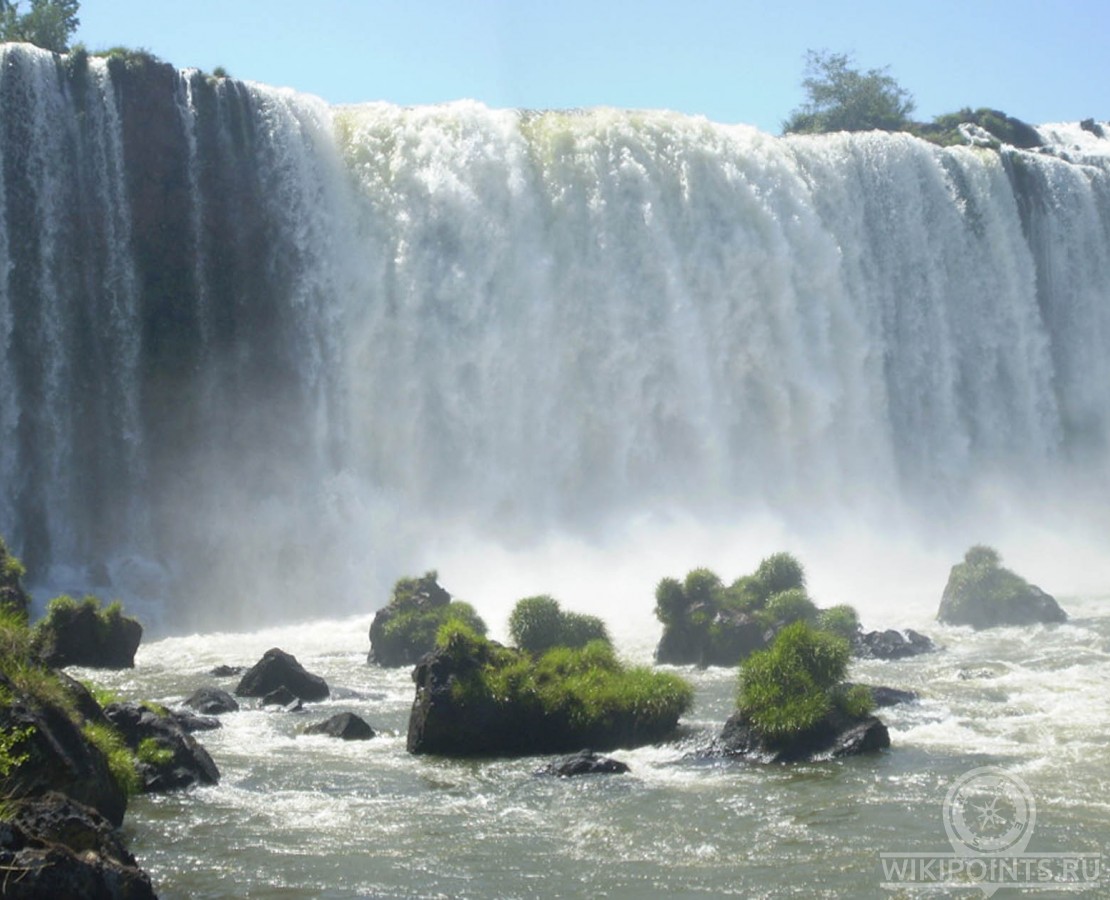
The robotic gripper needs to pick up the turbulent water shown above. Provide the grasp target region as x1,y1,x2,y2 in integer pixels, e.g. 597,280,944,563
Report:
1,43,1109,896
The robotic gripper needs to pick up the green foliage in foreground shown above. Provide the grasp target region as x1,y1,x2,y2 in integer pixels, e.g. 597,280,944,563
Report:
439,620,693,735
508,595,610,655
0,536,29,620
737,621,873,746
136,737,173,768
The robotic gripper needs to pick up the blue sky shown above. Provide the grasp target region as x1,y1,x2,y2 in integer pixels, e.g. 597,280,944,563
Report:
75,0,1108,133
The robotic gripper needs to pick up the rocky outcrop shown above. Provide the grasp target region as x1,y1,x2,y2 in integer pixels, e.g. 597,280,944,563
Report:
35,598,143,669
713,708,890,763
183,686,240,715
853,628,935,659
102,702,220,794
0,673,127,826
0,792,156,900
537,750,630,777
938,546,1067,629
845,683,919,708
234,648,329,702
303,712,375,740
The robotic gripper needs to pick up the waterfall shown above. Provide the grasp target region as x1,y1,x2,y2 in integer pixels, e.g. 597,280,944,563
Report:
0,45,1107,626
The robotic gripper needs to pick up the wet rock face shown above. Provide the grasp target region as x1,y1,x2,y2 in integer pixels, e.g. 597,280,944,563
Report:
853,628,935,660
537,750,631,777
303,712,376,741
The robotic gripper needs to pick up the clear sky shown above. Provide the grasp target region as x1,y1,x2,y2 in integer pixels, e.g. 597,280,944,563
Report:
75,0,1108,133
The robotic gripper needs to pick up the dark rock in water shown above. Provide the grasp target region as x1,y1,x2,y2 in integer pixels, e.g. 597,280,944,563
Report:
235,647,329,701
303,712,375,740
103,702,220,793
655,607,766,667
0,673,127,826
854,628,936,660
713,708,890,763
209,664,245,677
845,683,919,708
36,600,143,669
1080,118,1104,137
538,750,630,777
184,686,240,715
261,686,301,708
937,546,1067,629
168,709,222,732
0,792,156,900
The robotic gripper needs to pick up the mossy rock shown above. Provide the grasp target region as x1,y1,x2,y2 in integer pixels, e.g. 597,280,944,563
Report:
368,571,487,667
407,623,693,757
937,546,1067,629
34,596,142,669
0,537,30,620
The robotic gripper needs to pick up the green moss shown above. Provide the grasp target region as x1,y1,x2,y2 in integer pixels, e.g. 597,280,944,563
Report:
508,595,610,655
81,722,140,798
737,621,871,746
136,737,173,768
0,724,33,777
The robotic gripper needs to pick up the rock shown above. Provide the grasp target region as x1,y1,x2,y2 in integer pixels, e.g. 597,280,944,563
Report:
0,793,156,900
183,686,240,715
168,709,222,732
537,750,630,777
303,712,375,740
0,673,127,826
103,702,220,793
36,598,143,669
845,683,919,708
407,638,688,757
714,708,890,763
937,546,1067,629
261,686,300,708
209,665,244,677
234,648,329,701
854,628,936,659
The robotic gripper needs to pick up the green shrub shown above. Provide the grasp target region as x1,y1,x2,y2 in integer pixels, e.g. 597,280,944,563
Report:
653,577,688,627
370,571,488,666
754,552,806,598
509,595,610,654
761,588,819,627
439,626,693,741
737,621,870,745
0,724,33,777
0,537,30,620
816,604,861,640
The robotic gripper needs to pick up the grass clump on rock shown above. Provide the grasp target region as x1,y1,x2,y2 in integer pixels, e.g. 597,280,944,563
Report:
34,594,143,668
368,571,487,667
718,620,887,762
407,621,693,757
508,595,610,655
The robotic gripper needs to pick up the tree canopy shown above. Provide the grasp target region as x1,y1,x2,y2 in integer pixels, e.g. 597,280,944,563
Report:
783,49,915,135
1,0,80,54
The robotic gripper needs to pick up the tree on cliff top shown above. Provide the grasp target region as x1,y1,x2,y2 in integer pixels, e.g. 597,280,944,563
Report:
1,0,80,54
783,49,915,135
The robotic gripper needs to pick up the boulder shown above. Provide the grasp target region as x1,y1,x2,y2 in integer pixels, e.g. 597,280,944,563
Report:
537,750,630,777
938,547,1067,629
167,709,221,732
209,665,244,677
183,686,240,715
303,712,375,740
261,686,301,708
36,600,143,669
845,683,919,708
0,793,156,900
234,648,329,701
102,702,220,793
854,628,936,660
714,708,890,763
